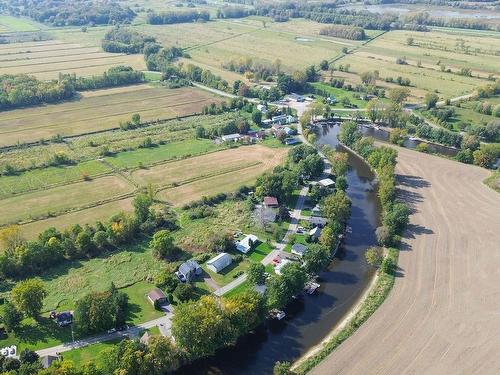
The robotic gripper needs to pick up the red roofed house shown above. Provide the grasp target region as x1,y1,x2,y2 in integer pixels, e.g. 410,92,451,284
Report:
264,196,279,208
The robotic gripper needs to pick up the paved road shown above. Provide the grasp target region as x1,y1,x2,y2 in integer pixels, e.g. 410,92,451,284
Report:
36,313,172,357
311,146,500,375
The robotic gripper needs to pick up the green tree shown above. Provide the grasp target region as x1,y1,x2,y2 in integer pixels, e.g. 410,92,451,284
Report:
1,302,22,332
247,263,266,285
383,203,410,234
131,113,141,126
11,279,47,318
144,336,182,374
223,290,266,336
303,244,330,274
376,225,393,247
424,93,439,109
366,98,383,123
274,361,294,375
365,246,383,267
150,230,177,259
388,87,410,104
133,193,153,223
338,121,361,147
335,175,348,191
389,128,406,146
322,190,351,224
173,283,195,302
252,110,262,125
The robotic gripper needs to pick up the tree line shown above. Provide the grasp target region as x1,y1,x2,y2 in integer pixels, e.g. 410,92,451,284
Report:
146,9,210,24
102,27,156,54
0,67,144,110
0,193,176,279
7,0,136,26
319,25,366,40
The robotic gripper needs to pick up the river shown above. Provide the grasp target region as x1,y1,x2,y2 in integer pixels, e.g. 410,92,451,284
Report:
176,125,381,374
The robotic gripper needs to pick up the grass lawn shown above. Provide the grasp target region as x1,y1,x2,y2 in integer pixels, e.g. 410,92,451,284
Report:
284,234,308,253
203,259,251,286
261,137,291,148
63,338,123,367
223,280,250,298
105,139,222,170
0,160,112,199
143,71,163,82
247,242,274,262
0,15,42,31
310,83,369,109
122,281,165,325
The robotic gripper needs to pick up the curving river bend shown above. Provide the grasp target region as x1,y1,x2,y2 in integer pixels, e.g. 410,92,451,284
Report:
176,125,381,374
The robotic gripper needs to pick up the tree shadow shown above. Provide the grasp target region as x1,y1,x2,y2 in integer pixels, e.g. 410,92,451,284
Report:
396,174,431,189
329,271,359,285
396,187,423,213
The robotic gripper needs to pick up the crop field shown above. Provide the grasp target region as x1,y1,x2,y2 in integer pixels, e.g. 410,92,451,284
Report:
138,19,344,81
156,145,287,206
0,175,135,226
0,15,43,32
0,85,220,146
338,29,500,99
0,39,145,80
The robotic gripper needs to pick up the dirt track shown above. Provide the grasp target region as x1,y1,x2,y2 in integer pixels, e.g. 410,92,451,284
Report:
311,147,500,375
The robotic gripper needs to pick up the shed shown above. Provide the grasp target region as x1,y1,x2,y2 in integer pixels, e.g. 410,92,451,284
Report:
236,234,259,254
318,178,335,187
291,243,308,257
264,196,279,208
221,133,241,142
207,253,232,273
147,288,167,306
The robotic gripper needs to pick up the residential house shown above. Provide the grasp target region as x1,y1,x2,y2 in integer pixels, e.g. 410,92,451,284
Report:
272,114,288,125
284,126,295,135
309,226,322,240
291,243,308,257
176,259,202,282
147,288,167,306
257,104,268,113
264,196,279,208
236,234,259,254
311,205,322,217
318,178,335,188
310,216,328,228
221,133,241,142
275,259,292,275
262,119,273,127
207,253,232,273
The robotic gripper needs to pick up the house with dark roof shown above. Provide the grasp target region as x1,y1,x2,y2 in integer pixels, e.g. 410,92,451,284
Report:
310,216,328,228
56,311,73,327
176,259,201,282
291,243,308,257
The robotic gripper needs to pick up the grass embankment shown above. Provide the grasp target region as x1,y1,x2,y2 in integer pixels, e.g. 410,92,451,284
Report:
294,248,399,374
484,171,500,193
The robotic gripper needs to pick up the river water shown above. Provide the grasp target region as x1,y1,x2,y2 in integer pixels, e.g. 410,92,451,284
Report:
176,125,381,374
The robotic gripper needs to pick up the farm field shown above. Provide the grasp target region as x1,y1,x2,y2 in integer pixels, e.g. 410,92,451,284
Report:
0,85,220,146
0,15,43,31
338,29,499,99
0,39,145,80
155,145,288,206
0,175,135,225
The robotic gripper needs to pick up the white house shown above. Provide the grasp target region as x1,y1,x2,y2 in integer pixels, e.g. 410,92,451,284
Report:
275,259,293,275
257,104,268,113
207,253,232,273
309,226,322,240
221,133,241,142
236,234,259,254
318,178,335,188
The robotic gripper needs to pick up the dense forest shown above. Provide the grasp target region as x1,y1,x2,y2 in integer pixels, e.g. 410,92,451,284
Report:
102,27,156,54
319,24,366,40
3,0,136,26
146,9,210,24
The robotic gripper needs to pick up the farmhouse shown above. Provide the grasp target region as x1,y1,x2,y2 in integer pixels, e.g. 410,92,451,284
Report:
207,253,232,273
291,243,308,257
236,234,259,254
310,216,328,228
221,133,241,142
264,196,279,208
147,288,167,306
176,259,202,282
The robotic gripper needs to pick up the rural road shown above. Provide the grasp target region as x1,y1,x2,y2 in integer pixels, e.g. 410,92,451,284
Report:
311,146,500,374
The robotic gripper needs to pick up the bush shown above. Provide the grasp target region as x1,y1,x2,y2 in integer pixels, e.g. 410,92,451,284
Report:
173,283,195,302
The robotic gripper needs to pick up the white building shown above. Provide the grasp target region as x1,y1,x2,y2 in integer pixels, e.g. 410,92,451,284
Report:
207,253,232,273
221,133,241,142
275,259,293,275
236,234,259,254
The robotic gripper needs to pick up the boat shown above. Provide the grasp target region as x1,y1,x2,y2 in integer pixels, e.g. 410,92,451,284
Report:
269,309,286,320
304,281,321,295
408,137,419,141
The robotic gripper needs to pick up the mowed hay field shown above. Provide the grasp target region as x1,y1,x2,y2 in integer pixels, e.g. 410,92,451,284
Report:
154,145,288,206
0,39,145,80
340,29,499,99
0,175,135,226
0,85,219,146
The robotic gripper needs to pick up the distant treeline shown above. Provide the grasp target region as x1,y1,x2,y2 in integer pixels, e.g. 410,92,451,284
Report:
102,27,156,54
216,5,254,18
4,0,136,26
0,67,144,110
146,9,210,24
319,24,366,40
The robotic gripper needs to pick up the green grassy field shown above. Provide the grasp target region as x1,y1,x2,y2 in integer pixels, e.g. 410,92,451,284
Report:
0,15,42,31
310,83,370,109
63,338,123,367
